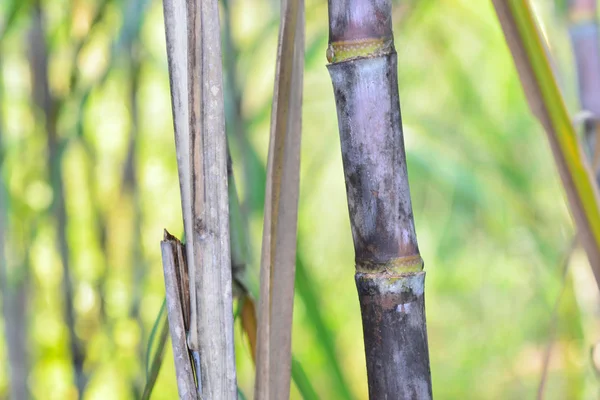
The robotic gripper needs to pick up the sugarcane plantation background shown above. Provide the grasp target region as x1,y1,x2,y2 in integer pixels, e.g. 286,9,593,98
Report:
1,0,599,398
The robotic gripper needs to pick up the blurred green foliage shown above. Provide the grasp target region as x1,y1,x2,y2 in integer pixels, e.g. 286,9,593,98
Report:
0,0,599,398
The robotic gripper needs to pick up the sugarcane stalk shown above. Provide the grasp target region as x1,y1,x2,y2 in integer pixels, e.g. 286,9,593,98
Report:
326,0,432,398
568,0,600,179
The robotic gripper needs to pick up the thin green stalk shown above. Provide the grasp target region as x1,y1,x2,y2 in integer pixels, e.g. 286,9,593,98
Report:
141,311,170,400
291,357,319,400
537,238,577,399
493,0,600,289
145,299,167,379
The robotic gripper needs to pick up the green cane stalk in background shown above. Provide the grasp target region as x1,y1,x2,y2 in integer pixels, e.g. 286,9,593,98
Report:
326,0,433,397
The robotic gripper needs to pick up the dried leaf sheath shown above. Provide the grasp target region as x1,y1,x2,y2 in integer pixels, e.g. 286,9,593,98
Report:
162,0,200,394
162,0,193,324
326,0,432,397
254,0,304,396
160,232,196,400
